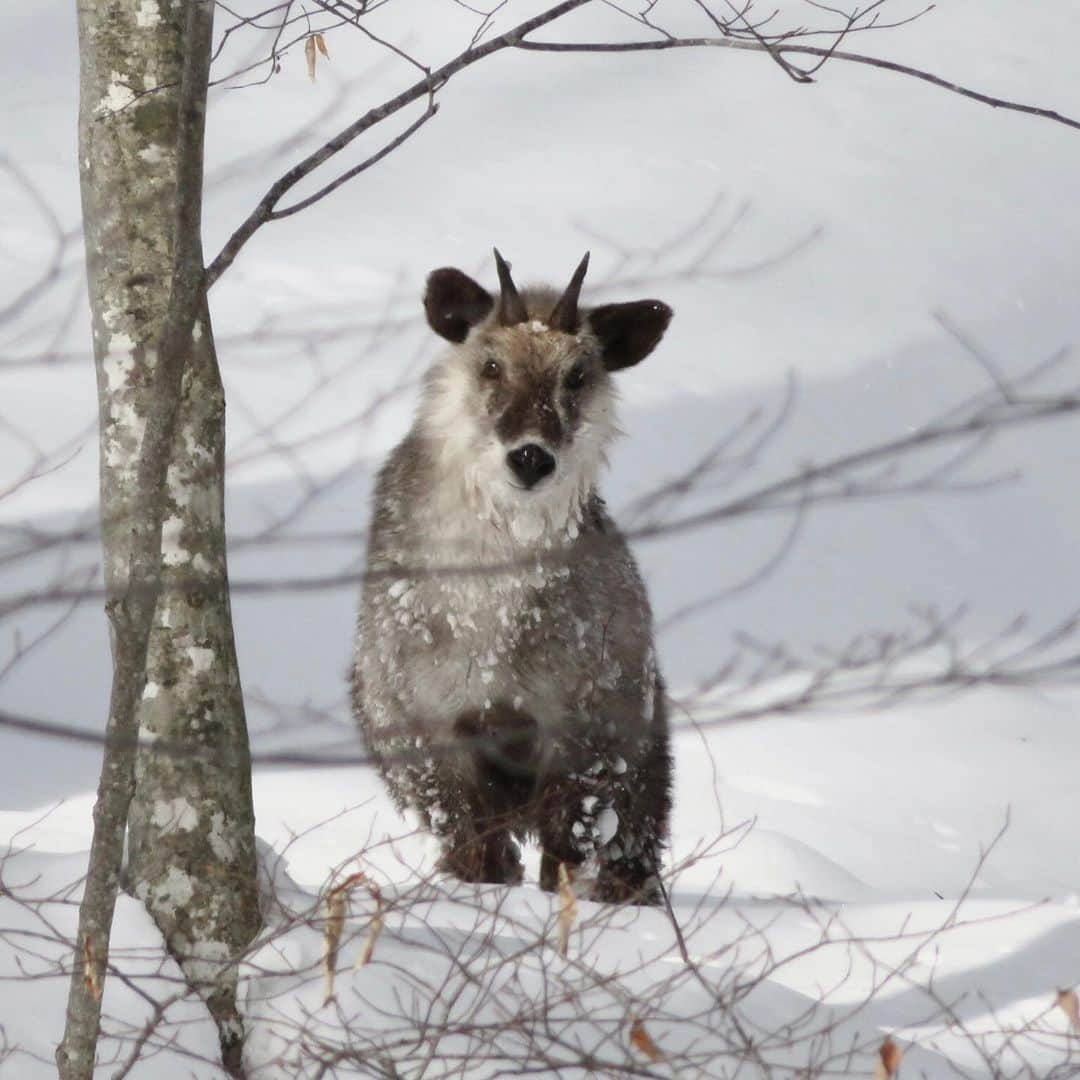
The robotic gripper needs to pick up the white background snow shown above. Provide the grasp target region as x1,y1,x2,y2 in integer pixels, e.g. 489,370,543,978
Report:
2,0,1080,1075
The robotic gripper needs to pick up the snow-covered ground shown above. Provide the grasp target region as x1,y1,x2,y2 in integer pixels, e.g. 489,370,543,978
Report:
2,0,1080,1075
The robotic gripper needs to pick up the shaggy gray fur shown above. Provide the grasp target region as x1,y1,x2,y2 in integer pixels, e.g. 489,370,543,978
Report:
353,253,673,903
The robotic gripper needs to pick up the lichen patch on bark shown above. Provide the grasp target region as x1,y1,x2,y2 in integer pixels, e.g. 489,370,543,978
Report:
135,1,163,31
96,71,137,116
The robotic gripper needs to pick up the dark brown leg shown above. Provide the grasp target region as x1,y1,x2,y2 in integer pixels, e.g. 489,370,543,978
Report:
537,764,594,893
440,821,523,885
439,704,540,886
591,723,672,906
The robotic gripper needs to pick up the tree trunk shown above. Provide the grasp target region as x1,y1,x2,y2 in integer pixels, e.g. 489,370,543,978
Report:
59,2,259,1076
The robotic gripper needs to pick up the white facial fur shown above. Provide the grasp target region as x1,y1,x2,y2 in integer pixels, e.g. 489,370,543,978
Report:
416,332,620,551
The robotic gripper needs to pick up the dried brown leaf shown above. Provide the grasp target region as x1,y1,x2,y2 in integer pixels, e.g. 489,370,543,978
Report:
314,33,330,59
322,891,346,1004
305,35,317,82
356,909,383,968
872,1036,903,1079
630,1017,663,1062
83,934,100,1001
556,862,578,958
355,874,383,968
1057,988,1080,1032
321,871,367,1004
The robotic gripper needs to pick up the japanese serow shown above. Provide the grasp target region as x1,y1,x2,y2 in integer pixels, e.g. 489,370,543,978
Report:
352,250,673,903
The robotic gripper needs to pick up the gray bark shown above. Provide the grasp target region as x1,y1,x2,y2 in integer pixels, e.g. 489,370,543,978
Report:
59,2,259,1076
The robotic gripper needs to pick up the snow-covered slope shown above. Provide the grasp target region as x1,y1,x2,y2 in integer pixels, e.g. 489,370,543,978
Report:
2,0,1080,1075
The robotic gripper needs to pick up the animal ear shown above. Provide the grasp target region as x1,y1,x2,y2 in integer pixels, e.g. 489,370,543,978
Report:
586,300,673,371
424,268,494,343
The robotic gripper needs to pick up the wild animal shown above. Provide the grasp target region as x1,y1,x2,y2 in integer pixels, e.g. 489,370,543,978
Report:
352,250,673,903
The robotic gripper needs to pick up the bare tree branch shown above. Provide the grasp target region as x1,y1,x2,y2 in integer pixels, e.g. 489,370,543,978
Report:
516,36,1080,133
205,0,595,285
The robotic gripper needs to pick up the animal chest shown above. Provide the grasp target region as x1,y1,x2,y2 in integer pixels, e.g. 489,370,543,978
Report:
375,564,581,731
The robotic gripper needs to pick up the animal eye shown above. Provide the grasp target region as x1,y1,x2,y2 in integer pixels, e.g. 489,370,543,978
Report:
481,359,502,380
565,364,586,390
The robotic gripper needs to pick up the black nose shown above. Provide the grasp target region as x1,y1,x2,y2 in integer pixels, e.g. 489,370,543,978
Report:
506,444,556,489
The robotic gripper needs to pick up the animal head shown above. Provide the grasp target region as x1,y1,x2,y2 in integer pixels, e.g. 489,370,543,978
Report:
416,249,672,538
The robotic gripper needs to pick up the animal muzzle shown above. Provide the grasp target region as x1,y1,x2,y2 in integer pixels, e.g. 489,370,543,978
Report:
506,443,556,489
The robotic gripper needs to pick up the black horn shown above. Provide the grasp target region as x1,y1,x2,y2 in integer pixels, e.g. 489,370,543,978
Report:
548,251,590,333
493,248,528,327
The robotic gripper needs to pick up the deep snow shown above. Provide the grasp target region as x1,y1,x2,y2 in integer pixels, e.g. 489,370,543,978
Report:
2,0,1080,1075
